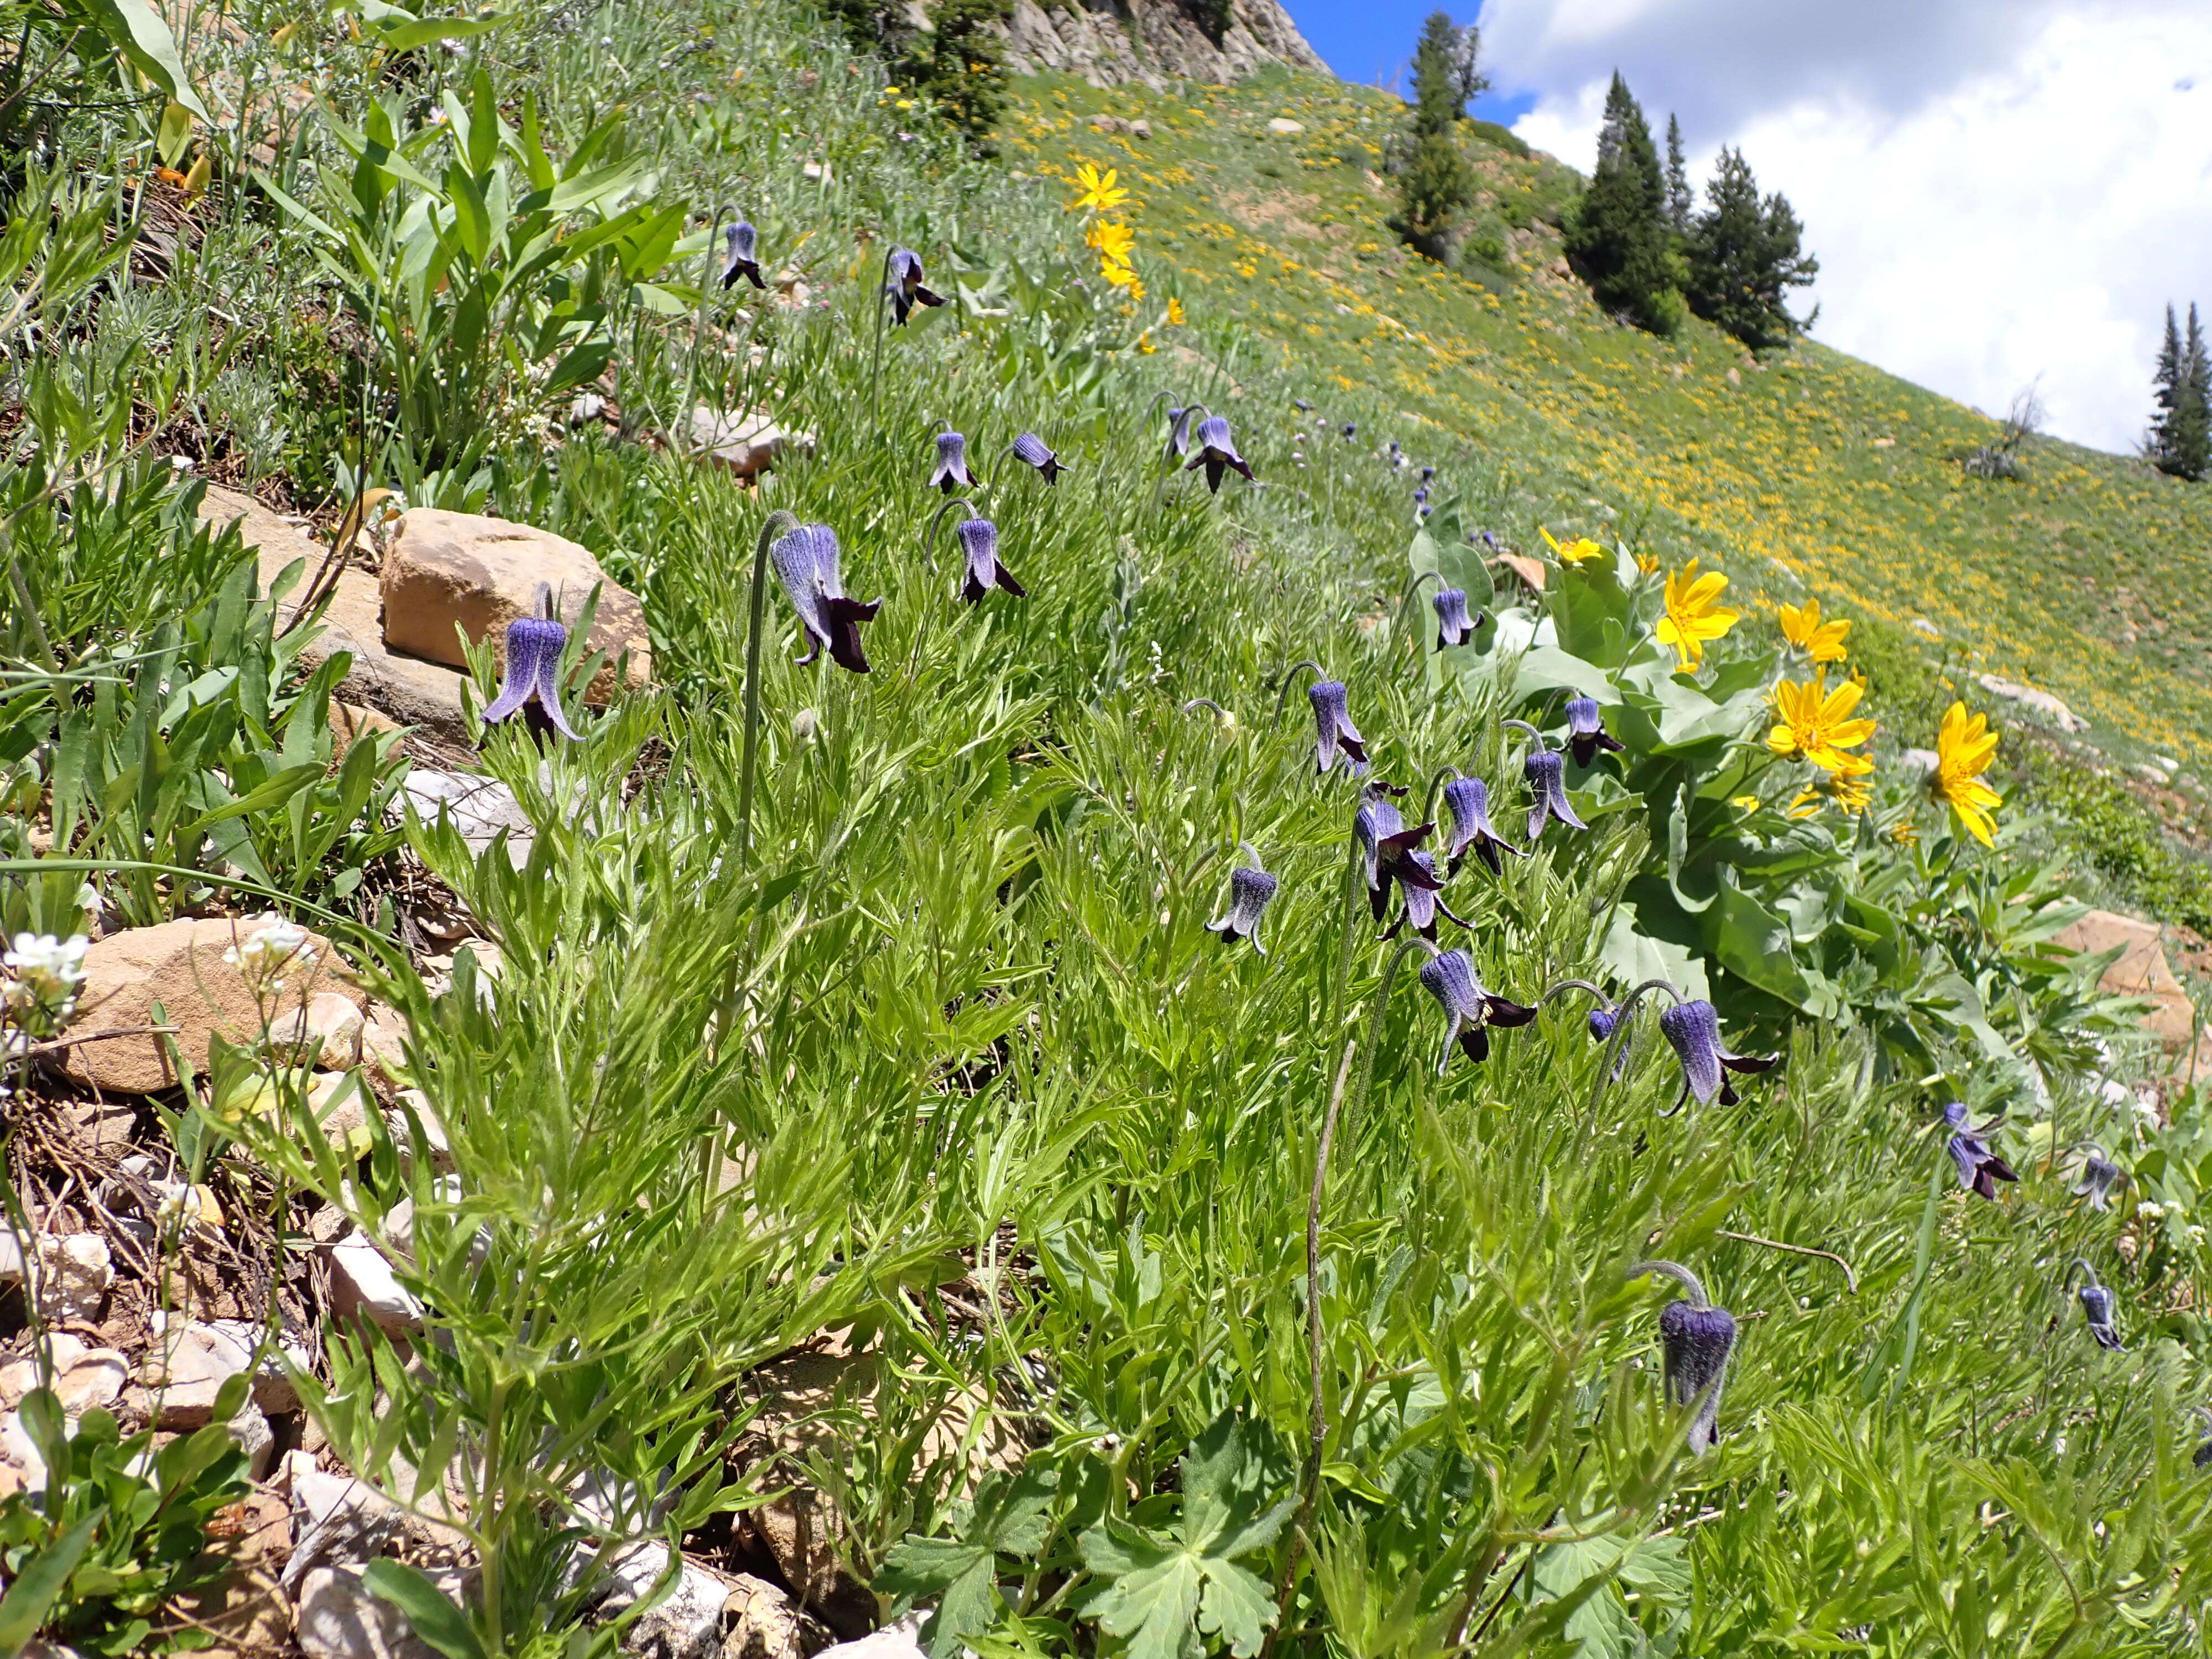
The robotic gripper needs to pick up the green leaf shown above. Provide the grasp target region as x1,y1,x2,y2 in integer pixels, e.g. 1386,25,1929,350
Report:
82,0,207,118
0,1511,101,1651
363,1559,488,1659
1597,902,1709,1001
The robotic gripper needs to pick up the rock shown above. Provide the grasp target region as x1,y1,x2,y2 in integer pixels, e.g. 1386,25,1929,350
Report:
308,1070,377,1157
811,1615,926,1659
1725,367,1741,387
688,408,818,481
0,1231,22,1285
1265,116,1304,134
269,991,367,1069
171,1562,292,1653
1976,673,2088,733
999,0,1324,90
52,1097,138,1156
403,769,534,868
381,508,651,703
60,915,366,1093
0,1335,127,1414
2054,910,2201,1052
326,1233,424,1338
390,1089,454,1173
722,1573,807,1659
34,1234,111,1322
1899,747,1940,778
202,1316,313,1414
1489,552,1547,592
361,1004,412,1092
332,701,402,759
229,1401,276,1479
286,1459,469,1586
1872,436,1897,448
138,1316,253,1429
1,1410,47,1491
196,484,473,744
295,1565,458,1659
598,1542,732,1659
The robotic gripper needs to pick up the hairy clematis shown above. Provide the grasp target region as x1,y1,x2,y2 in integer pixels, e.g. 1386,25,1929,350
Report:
482,588,581,740
1208,854,1280,953
1658,999,1777,1108
771,523,881,674
1354,784,1439,921
1418,948,1537,1071
1310,680,1368,776
1441,775,1520,876
1524,748,1588,841
720,218,766,290
954,517,1026,604
1185,415,1254,494
2079,1281,2124,1350
1566,695,1625,768
1164,405,1199,462
1010,432,1066,484
1941,1102,2018,1201
1636,1261,1736,1454
930,430,976,493
1385,847,1470,941
2071,1147,2122,1212
885,247,944,325
1588,1001,1634,1077
1433,587,1479,648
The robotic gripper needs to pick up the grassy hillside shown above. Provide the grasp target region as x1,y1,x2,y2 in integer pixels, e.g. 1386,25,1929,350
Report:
1003,68,2212,767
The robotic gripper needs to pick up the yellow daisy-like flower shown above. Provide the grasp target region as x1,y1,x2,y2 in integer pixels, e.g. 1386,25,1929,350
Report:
1655,559,1739,672
1767,675,1876,773
1778,597,1851,664
1635,551,1662,575
1788,749,1874,818
1731,794,1763,812
1540,525,1605,565
1087,220,1135,264
1071,163,1129,213
1099,255,1137,289
1888,819,1920,846
1932,701,2002,846
1166,296,1187,325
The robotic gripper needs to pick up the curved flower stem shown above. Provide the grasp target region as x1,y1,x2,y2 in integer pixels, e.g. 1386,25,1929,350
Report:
920,496,979,574
1180,697,1229,720
1499,717,1546,747
868,247,896,434
738,509,799,867
1627,1258,1709,1308
1396,569,1442,666
2062,1257,2100,1293
1714,1230,1858,1295
1271,660,1324,731
1418,764,1461,836
1539,978,1612,1010
1585,977,1684,1129
1237,839,1266,870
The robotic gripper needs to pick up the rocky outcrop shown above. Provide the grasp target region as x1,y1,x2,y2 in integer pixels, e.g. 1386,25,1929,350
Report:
2054,909,2204,1056
999,0,1327,90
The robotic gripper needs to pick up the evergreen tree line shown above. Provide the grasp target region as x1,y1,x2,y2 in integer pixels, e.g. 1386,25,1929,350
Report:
2149,302,2211,482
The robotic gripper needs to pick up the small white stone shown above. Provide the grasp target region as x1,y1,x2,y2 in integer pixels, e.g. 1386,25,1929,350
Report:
269,992,367,1068
812,1615,928,1659
326,1233,424,1337
34,1234,112,1322
1265,116,1305,134
598,1541,730,1659
295,1564,453,1659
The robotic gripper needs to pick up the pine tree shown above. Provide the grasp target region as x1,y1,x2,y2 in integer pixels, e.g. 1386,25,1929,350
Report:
2148,303,2183,469
1664,114,1692,234
1563,72,1682,334
2167,303,2212,482
1396,11,1477,262
1683,147,1818,348
1409,11,1464,138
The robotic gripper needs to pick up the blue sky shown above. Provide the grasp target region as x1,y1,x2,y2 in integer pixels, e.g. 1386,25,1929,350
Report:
1285,0,1533,124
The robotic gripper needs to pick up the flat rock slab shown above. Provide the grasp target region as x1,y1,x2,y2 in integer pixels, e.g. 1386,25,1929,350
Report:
382,509,650,703
194,486,473,744
60,915,367,1094
2054,909,2203,1053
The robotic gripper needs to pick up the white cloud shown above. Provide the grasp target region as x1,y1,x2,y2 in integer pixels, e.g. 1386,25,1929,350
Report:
1487,1,2212,452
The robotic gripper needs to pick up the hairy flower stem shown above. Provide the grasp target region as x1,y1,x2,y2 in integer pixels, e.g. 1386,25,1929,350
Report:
1418,764,1461,835
1584,977,1684,1129
1396,569,1442,665
868,248,896,433
738,510,798,867
1271,660,1324,732
682,204,727,450
1629,1258,1710,1307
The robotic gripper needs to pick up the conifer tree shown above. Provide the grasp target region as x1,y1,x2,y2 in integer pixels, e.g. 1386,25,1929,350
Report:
2149,303,2183,468
1664,113,1692,234
1396,11,1477,262
2165,303,2212,482
1564,72,1682,334
1683,146,1818,348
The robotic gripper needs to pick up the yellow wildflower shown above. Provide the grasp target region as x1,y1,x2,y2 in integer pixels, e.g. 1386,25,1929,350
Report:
1932,701,2001,846
1655,559,1739,672
1635,551,1662,575
1767,675,1876,773
1731,794,1762,812
1166,296,1187,325
1540,526,1605,564
1787,750,1874,818
1778,597,1850,664
1071,163,1129,213
1888,819,1920,846
1100,255,1137,289
1087,220,1134,264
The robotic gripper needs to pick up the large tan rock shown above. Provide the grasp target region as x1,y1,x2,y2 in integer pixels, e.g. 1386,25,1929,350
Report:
688,406,817,481
2055,910,2200,1051
60,916,366,1093
380,509,650,704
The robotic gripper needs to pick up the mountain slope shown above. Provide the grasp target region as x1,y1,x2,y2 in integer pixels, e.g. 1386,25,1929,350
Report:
1004,67,2212,768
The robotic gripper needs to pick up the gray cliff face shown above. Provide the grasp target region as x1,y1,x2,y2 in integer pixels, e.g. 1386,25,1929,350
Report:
999,0,1329,90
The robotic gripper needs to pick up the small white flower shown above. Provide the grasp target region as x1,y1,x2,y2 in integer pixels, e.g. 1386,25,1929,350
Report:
2137,1201,2166,1221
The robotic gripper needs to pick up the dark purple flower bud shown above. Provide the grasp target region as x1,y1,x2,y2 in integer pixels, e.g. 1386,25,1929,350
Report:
1011,431,1066,483
1480,531,1498,549
1388,440,1404,466
2078,1283,2124,1350
1417,505,1432,521
1208,864,1280,953
1433,587,1479,649
1658,999,1777,1108
1385,847,1470,941
1420,465,1435,482
1441,775,1520,877
1941,1102,2018,1201
1341,422,1357,440
1418,948,1537,1072
1566,695,1625,768
721,219,766,290
955,517,1025,604
1658,1297,1737,1454
770,523,881,674
2196,1410,2212,1470
1588,1003,1632,1077
885,247,944,325
2070,1150,2122,1212
1184,414,1253,494
1164,406,1198,462
1310,680,1368,776
930,430,975,492
1524,748,1588,841
482,614,581,740
1292,399,1313,412
1413,485,1430,505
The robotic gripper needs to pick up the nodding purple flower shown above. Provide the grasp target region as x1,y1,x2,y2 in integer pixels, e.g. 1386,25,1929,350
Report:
1418,948,1536,1071
1354,784,1437,920
1637,1262,1735,1454
1341,422,1357,440
1441,775,1520,877
930,430,975,492
1566,695,1625,768
1433,587,1479,648
1387,440,1404,467
1479,530,1499,550
954,517,1026,604
1588,1002,1633,1077
1658,1000,1777,1107
1417,505,1432,521
1940,1102,2018,1201
1310,680,1368,776
770,523,881,674
2195,1410,2212,1470
1384,847,1469,941
885,247,944,325
1185,415,1254,494
1291,399,1313,412
721,218,766,290
482,598,581,740
2078,1282,2124,1350
1420,465,1436,483
1011,432,1066,484
1524,748,1588,841
1413,485,1430,507
2070,1148,2122,1212
1208,857,1280,953
1164,406,1198,462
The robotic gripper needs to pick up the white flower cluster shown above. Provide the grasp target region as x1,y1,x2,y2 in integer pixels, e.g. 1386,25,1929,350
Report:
2,932,90,1022
222,916,316,995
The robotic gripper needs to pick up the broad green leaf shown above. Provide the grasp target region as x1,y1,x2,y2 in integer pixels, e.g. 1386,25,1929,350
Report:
84,0,207,118
364,1559,488,1659
0,1511,101,1650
